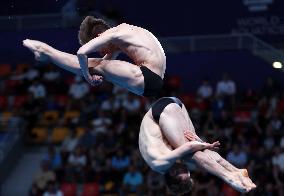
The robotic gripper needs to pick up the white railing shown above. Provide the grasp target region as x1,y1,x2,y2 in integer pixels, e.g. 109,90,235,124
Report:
160,34,284,64
0,13,283,65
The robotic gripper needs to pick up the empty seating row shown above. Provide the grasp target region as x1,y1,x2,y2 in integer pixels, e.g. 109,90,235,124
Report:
0,110,80,130
31,126,85,143
0,63,30,77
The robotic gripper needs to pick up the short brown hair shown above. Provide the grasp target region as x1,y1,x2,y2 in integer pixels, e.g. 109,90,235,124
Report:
164,163,193,194
78,16,110,45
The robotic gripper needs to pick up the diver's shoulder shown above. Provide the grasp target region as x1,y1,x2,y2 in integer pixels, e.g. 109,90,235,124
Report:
117,23,143,30
117,23,131,27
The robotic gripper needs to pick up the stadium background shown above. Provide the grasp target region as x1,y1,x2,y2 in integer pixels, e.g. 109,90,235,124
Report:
0,0,284,195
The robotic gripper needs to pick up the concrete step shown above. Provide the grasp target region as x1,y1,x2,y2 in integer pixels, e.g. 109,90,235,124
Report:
1,147,46,196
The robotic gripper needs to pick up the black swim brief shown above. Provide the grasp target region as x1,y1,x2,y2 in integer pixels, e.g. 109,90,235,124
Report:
151,97,183,123
140,66,163,97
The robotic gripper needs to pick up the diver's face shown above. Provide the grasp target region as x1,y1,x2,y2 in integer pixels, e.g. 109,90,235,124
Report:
179,171,191,181
169,164,190,180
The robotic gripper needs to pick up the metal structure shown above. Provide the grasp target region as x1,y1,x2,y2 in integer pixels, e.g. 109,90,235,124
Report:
161,34,284,66
0,12,283,65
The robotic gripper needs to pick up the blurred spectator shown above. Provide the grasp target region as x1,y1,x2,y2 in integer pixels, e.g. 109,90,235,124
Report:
280,136,284,148
122,93,141,113
28,80,46,99
112,84,128,101
65,145,87,182
269,112,282,135
272,166,284,196
146,171,164,195
68,146,87,168
111,149,130,171
42,181,63,196
33,160,56,192
197,79,213,99
69,76,89,100
90,144,107,172
81,94,98,121
226,144,248,168
216,73,236,96
21,93,41,134
263,128,275,151
91,110,112,134
272,148,284,171
43,65,60,82
5,109,24,130
25,67,40,81
61,129,79,152
122,165,143,194
211,96,226,120
101,95,121,112
79,126,96,148
103,130,118,153
43,146,62,170
12,67,39,81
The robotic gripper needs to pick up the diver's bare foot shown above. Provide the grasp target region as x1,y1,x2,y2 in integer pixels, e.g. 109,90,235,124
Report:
233,171,253,192
236,172,252,191
23,39,50,61
238,169,257,190
241,169,256,188
227,175,250,193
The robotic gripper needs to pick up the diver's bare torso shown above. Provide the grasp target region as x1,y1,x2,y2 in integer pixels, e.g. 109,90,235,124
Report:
105,23,166,78
138,109,172,174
